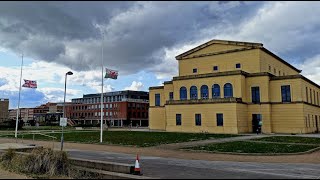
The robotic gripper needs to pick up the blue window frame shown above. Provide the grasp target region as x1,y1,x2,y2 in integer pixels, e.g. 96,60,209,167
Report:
155,94,160,106
236,63,241,68
176,114,181,126
217,113,223,126
193,68,197,73
212,84,220,98
251,86,260,104
190,86,198,99
213,66,218,71
169,92,173,100
180,87,187,100
195,114,201,126
224,83,233,98
201,85,209,99
281,85,291,102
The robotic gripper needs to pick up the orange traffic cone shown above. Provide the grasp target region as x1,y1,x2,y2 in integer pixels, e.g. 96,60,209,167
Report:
133,154,141,175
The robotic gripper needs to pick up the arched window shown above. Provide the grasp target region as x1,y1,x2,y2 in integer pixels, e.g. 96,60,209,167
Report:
180,87,187,100
190,86,198,99
224,83,233,98
212,84,220,98
201,85,209,99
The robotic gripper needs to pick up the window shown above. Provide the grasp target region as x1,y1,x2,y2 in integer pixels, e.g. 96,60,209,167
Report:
251,86,260,104
213,66,218,71
200,85,209,99
176,114,181,126
155,94,160,106
281,85,291,102
279,71,281,76
306,87,309,102
236,63,241,69
212,84,220,98
169,92,173,100
195,114,201,126
217,113,223,126
274,68,276,74
269,65,271,72
193,68,197,73
313,90,316,105
224,83,233,98
190,86,198,99
283,72,285,76
310,89,312,104
180,87,187,100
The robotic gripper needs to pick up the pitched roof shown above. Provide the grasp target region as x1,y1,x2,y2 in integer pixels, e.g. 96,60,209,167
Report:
175,39,301,73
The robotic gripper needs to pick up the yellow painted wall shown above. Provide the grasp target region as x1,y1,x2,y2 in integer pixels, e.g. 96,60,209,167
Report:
149,107,166,130
270,79,302,102
301,79,320,105
184,44,247,58
260,50,299,76
303,104,320,133
172,74,244,100
236,103,249,133
165,103,239,134
179,49,260,76
247,104,272,133
149,88,165,106
246,76,271,103
271,104,304,133
164,84,174,102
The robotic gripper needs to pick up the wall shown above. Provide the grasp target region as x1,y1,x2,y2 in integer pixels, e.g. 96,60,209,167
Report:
172,74,244,101
149,107,166,130
271,104,304,133
165,103,239,134
179,49,260,76
260,50,299,76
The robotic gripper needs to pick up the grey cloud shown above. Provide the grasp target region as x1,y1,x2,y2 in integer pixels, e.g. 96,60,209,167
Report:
0,1,266,75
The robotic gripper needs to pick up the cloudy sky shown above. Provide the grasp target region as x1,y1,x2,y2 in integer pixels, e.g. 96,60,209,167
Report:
0,1,320,109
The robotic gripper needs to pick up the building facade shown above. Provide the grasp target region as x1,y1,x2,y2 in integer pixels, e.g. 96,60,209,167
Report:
69,90,149,127
8,108,34,122
0,98,9,122
149,39,320,134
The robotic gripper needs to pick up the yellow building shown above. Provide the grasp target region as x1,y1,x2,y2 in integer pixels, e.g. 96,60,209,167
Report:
149,39,320,134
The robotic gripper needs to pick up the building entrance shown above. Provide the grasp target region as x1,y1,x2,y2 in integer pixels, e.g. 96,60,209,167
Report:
252,114,262,133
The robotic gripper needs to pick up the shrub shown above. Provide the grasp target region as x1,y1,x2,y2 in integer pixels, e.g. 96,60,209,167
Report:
0,148,70,177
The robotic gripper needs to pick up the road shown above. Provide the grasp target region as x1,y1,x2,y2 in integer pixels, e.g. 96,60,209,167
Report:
67,149,320,179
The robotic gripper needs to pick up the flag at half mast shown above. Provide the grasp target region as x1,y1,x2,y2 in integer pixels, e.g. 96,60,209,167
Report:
105,68,118,79
22,79,37,88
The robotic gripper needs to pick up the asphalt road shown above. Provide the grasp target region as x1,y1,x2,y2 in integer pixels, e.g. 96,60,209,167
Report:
67,149,320,179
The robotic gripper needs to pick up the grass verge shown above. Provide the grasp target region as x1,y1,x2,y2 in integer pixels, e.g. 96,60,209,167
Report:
251,136,320,145
1,131,241,147
184,141,319,154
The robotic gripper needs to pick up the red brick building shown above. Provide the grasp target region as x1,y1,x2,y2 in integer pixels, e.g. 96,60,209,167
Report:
68,90,149,127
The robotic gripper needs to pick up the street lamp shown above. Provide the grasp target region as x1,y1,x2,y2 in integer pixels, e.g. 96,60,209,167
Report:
61,71,73,151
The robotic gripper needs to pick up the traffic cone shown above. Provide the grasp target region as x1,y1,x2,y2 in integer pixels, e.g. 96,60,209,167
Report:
133,154,141,175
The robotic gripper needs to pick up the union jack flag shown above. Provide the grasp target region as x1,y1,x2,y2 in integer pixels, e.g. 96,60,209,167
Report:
104,68,118,80
22,79,37,88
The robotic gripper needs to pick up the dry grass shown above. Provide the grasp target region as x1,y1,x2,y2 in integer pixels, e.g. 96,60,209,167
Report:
0,148,71,178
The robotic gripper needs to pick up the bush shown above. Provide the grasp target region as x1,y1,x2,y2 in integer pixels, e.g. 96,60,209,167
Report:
0,148,70,177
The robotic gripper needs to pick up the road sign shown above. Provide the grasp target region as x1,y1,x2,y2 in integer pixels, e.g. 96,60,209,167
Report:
60,118,67,127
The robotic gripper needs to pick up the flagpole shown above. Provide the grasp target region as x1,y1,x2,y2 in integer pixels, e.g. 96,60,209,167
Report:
100,31,104,143
15,54,23,138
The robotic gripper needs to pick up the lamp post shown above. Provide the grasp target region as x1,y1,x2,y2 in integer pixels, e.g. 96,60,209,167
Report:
61,71,73,151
